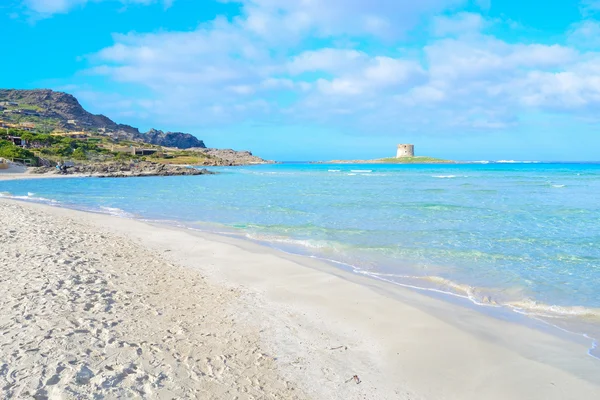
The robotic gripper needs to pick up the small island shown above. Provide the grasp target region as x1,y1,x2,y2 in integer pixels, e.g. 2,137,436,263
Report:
318,144,454,164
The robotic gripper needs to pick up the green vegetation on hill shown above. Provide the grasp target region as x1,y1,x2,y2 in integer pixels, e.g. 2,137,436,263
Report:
0,128,217,166
1,89,207,149
0,139,35,160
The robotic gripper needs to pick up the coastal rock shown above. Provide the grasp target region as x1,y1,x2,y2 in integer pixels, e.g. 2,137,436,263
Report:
188,148,274,165
30,162,215,178
144,129,205,149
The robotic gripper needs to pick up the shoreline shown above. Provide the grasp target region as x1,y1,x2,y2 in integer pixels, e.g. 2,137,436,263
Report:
2,198,600,399
2,179,600,357
2,172,600,358
5,186,599,357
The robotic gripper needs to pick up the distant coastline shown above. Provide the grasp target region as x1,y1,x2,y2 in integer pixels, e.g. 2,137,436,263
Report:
314,156,454,164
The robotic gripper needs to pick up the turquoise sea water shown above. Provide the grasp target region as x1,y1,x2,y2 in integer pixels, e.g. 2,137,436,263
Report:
2,162,600,352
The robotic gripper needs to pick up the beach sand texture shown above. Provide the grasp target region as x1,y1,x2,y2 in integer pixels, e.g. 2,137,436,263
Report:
0,201,304,399
1,199,600,399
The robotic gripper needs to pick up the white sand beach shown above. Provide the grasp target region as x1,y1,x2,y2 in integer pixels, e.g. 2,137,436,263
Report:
1,198,600,399
0,164,73,181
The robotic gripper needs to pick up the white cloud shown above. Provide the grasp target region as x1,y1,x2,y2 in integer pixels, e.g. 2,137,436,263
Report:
432,12,485,36
568,20,600,49
287,49,367,75
24,0,86,14
75,2,600,133
23,0,172,17
426,38,576,81
234,0,469,39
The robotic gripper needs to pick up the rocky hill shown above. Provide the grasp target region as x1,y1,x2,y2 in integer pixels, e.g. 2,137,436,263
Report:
0,89,205,149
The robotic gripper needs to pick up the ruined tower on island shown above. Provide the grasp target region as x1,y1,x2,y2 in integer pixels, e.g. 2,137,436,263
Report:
396,144,415,158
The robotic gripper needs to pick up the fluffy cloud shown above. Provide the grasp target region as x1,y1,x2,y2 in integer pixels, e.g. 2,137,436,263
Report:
79,0,600,132
231,0,469,39
431,12,485,36
568,20,600,49
23,0,172,16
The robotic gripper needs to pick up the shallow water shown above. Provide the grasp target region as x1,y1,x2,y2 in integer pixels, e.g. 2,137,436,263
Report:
2,162,600,353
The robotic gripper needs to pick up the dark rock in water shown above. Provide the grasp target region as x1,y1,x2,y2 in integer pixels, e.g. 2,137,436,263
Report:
30,161,216,178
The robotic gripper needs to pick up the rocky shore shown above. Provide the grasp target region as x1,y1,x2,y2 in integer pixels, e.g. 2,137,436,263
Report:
188,148,275,165
30,161,215,178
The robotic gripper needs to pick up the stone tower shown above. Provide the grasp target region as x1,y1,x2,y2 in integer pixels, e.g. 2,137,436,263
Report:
396,144,414,158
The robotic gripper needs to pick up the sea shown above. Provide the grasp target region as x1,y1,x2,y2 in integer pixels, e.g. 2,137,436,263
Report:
2,161,600,357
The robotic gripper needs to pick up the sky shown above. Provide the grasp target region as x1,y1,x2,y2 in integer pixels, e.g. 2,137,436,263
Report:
1,0,600,161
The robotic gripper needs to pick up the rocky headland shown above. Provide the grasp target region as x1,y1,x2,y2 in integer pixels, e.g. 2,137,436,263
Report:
30,161,214,178
0,89,205,149
188,148,275,165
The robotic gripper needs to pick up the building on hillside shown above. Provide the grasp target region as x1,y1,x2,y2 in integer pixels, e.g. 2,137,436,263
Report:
110,145,158,156
67,119,77,125
0,106,5,111
19,122,36,132
8,136,24,147
396,144,415,158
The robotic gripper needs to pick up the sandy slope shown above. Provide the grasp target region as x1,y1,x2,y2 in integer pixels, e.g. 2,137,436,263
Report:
1,199,600,399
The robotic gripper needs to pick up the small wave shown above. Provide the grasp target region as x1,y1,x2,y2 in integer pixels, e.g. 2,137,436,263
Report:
496,160,540,164
0,191,60,205
347,173,357,176
507,300,600,321
351,170,372,173
99,206,134,218
328,169,341,172
432,175,457,179
244,232,330,250
552,184,565,188
361,272,600,323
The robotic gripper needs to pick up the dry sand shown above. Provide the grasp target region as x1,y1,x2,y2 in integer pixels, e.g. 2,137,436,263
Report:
0,165,75,181
1,198,600,399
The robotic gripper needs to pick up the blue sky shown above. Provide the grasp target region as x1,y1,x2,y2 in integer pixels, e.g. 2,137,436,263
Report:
2,0,600,161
